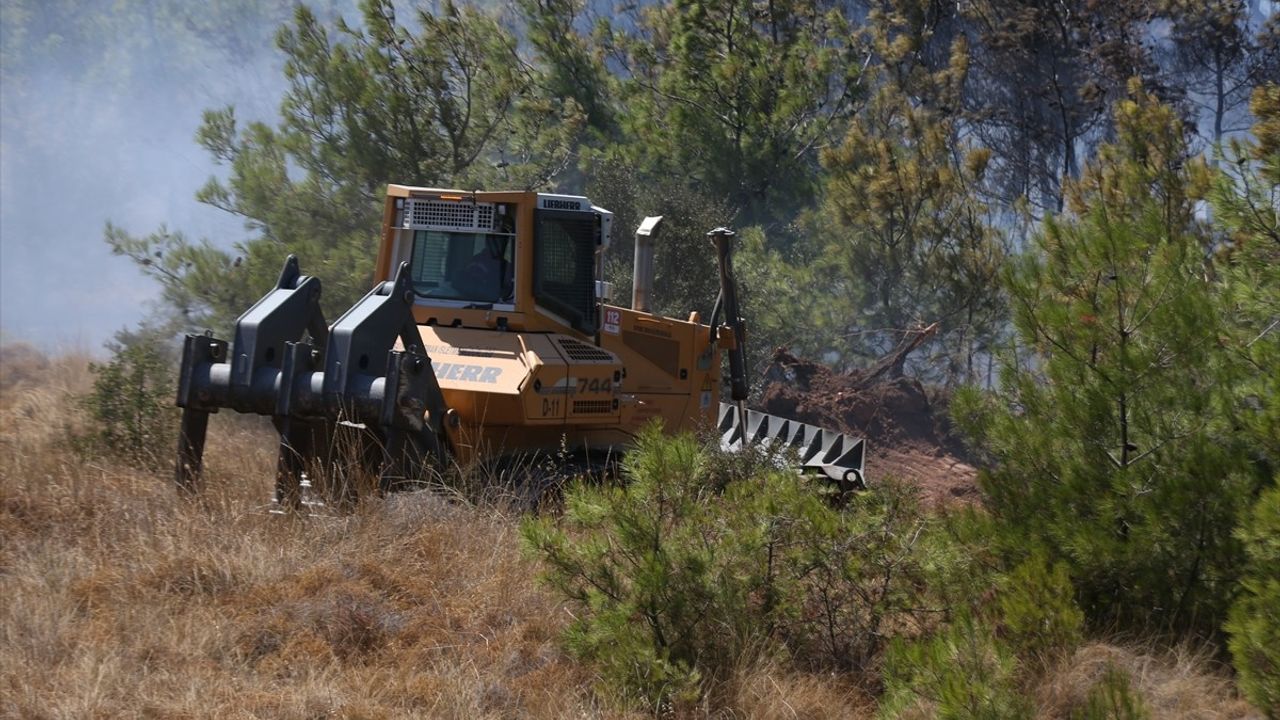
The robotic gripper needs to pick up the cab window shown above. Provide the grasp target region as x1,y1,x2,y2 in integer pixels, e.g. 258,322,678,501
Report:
533,210,597,332
409,230,513,304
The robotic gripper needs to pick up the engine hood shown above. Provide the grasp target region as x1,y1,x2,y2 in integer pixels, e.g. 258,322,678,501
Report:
415,325,622,428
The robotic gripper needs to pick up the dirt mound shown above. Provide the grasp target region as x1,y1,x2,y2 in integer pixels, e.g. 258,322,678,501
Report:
760,349,979,507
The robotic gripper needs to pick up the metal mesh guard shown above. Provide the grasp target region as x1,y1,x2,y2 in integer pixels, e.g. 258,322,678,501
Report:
404,198,496,232
572,400,613,415
557,337,614,362
717,403,866,488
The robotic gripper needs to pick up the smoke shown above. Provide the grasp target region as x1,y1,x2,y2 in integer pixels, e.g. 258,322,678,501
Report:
3,0,1272,354
0,1,312,351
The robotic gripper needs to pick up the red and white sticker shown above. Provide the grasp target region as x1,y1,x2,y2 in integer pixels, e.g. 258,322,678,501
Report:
603,308,621,335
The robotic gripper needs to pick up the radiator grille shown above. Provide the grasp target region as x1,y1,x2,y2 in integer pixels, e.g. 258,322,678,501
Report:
404,198,495,232
557,337,613,362
572,400,613,415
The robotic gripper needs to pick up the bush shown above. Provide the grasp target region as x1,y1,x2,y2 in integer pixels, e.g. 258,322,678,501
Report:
1069,665,1150,720
880,613,1030,720
1226,483,1280,716
782,475,938,672
878,538,1086,719
521,426,943,707
522,429,725,706
79,334,177,470
996,550,1084,664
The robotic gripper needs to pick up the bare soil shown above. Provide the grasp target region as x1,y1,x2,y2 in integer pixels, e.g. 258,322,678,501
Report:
759,349,980,508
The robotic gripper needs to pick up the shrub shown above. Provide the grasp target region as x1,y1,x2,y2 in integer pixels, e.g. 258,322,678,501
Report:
880,613,1030,720
782,476,938,672
521,425,942,707
1071,665,1150,720
522,429,733,706
878,542,1086,719
1225,483,1280,716
996,550,1084,664
79,334,177,470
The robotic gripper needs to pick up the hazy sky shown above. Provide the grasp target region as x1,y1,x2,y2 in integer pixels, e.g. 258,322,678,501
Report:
0,100,249,351
0,2,290,353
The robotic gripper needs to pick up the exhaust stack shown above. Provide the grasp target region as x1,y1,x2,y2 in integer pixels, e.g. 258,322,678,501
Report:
631,216,664,312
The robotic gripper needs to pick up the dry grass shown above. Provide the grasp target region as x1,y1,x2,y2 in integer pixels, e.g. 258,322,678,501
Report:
0,348,610,719
713,658,875,719
1035,642,1264,719
0,346,1263,719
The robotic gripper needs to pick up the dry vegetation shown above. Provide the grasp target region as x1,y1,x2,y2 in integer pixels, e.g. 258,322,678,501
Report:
1,348,609,719
1037,644,1260,719
0,345,1263,719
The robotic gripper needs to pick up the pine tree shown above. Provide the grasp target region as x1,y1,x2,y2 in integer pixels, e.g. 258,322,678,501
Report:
1210,84,1280,467
1214,85,1279,714
961,0,1166,212
1159,0,1279,146
953,87,1263,633
1225,484,1280,715
807,8,1006,379
597,0,861,228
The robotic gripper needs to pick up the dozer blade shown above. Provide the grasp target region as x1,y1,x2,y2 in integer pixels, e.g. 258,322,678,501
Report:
717,403,866,491
174,255,448,505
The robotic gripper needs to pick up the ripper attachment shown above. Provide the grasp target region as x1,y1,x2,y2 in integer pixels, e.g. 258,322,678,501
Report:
174,256,447,505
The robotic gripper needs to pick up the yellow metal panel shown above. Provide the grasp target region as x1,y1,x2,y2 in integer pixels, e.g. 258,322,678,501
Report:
600,303,721,434
518,333,570,423
418,326,526,394
545,335,622,424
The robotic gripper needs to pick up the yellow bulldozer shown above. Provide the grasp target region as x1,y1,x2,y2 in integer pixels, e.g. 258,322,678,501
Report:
174,185,865,506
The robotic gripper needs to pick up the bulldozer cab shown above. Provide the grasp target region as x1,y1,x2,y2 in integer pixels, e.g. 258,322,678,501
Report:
375,186,613,338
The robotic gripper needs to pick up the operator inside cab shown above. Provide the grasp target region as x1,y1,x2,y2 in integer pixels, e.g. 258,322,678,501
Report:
394,191,607,333
407,216,516,306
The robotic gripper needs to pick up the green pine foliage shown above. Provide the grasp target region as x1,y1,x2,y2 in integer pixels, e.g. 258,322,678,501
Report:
953,87,1264,634
521,425,945,707
880,613,1031,720
776,474,940,672
1225,484,1280,716
596,0,861,229
996,551,1085,664
521,429,723,706
1214,85,1280,717
805,11,1007,378
1210,84,1280,472
78,334,178,470
879,531,1087,719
